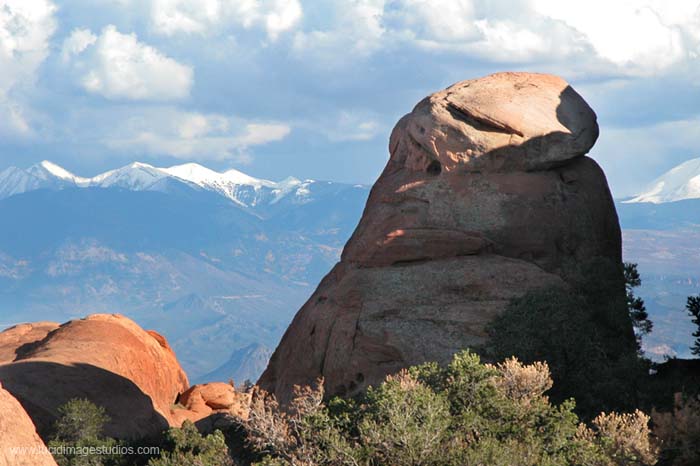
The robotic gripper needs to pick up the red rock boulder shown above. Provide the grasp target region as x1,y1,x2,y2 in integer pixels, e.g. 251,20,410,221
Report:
0,314,189,439
0,383,57,466
170,382,251,426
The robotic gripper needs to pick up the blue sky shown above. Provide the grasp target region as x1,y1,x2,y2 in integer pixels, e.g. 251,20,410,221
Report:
2,0,700,196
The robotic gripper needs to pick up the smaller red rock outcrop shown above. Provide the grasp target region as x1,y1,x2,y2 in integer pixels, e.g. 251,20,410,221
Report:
171,382,251,426
0,322,59,364
0,383,57,466
0,314,189,439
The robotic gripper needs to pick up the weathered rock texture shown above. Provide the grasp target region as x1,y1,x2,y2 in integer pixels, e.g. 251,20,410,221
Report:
0,383,57,466
258,72,624,403
0,322,59,364
0,314,189,439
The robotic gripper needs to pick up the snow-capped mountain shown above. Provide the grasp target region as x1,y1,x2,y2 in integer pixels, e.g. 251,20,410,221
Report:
0,160,313,208
625,157,700,204
0,161,81,199
0,160,370,379
614,157,700,359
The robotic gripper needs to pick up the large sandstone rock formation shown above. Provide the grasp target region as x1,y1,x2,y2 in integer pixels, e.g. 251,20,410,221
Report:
0,383,57,466
259,72,625,403
0,314,189,439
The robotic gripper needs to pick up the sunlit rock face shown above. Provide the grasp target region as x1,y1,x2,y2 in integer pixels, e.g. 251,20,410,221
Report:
170,382,251,427
0,314,189,439
0,383,57,466
259,72,624,404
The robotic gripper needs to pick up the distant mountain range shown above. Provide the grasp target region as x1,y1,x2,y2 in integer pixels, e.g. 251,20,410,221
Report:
616,157,700,360
0,160,370,381
197,342,273,385
0,160,336,208
1,158,699,378
624,157,700,204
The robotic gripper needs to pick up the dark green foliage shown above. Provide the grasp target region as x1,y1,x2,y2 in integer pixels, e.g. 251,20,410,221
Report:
624,262,653,346
48,399,234,466
147,421,233,466
48,399,124,466
407,352,587,464
245,351,657,466
686,295,700,356
358,372,451,465
487,259,645,418
52,399,111,443
240,379,255,392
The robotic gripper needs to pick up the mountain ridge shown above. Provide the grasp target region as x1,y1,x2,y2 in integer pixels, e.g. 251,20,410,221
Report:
0,161,371,380
625,157,700,204
0,160,330,209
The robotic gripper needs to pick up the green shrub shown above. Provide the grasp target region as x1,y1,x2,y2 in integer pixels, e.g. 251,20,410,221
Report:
686,296,700,356
48,398,123,466
624,262,653,348
487,267,646,418
147,421,233,466
244,351,658,466
358,370,451,465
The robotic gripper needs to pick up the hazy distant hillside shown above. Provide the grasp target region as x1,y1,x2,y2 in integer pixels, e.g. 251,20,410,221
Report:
617,159,700,359
0,161,369,380
196,343,273,385
3,158,700,378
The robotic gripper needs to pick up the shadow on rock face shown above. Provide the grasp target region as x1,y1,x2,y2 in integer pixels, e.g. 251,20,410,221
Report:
475,86,600,173
342,84,618,276
0,361,169,441
258,72,629,406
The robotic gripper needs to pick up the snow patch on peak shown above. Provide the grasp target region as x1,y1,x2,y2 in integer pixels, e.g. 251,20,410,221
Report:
163,163,274,188
162,163,278,206
626,157,700,204
129,162,156,169
163,163,220,186
90,162,167,190
39,161,80,181
222,168,273,187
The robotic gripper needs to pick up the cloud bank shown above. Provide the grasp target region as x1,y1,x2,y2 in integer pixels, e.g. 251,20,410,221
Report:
1,0,700,194
64,25,193,101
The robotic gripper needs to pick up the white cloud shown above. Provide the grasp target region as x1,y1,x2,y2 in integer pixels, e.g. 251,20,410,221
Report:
290,0,700,76
61,28,97,62
150,0,220,35
150,0,302,40
292,0,385,60
264,0,303,40
532,0,695,74
319,111,383,142
177,113,228,139
379,0,596,63
593,117,700,197
76,0,700,78
64,25,193,101
383,0,480,43
103,108,291,162
0,0,56,136
235,123,291,146
293,0,585,66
